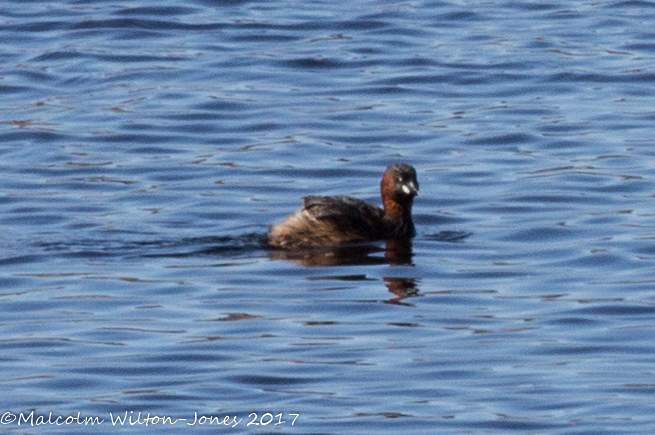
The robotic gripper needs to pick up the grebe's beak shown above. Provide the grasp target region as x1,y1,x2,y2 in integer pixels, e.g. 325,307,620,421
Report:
402,181,419,197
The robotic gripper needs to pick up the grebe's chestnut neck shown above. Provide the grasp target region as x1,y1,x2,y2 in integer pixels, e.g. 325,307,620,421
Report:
380,163,419,220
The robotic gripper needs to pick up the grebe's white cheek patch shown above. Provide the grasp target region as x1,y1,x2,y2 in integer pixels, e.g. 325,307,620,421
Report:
402,185,411,194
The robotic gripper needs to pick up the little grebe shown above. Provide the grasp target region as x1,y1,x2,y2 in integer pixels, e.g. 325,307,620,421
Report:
265,164,419,249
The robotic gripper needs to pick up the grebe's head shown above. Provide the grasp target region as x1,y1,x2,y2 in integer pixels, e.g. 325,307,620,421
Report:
382,163,419,201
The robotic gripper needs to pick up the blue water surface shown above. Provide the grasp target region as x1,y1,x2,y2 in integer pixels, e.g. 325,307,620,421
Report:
2,0,655,434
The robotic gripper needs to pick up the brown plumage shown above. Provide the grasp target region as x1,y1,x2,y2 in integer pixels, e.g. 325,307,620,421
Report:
265,164,419,249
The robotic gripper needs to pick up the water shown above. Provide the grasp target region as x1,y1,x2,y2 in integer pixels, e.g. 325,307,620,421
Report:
2,0,655,433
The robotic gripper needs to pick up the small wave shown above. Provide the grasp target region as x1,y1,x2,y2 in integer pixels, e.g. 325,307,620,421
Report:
424,230,472,242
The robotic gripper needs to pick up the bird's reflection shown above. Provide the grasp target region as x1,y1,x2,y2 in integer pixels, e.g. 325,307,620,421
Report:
383,277,420,305
268,238,414,267
383,238,413,265
268,239,420,303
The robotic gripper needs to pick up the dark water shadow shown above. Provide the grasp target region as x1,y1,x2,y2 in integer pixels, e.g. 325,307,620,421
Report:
267,231,471,267
268,238,415,267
